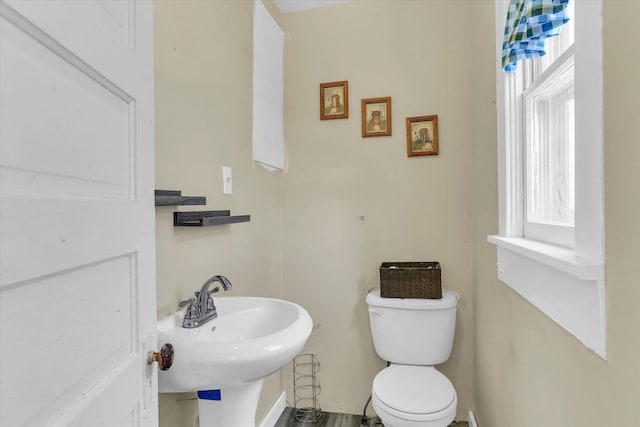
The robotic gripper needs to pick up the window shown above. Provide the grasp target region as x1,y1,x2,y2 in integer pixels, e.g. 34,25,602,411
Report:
489,0,605,358
522,4,575,247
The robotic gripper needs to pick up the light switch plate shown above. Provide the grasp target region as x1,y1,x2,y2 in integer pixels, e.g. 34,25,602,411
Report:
223,166,232,194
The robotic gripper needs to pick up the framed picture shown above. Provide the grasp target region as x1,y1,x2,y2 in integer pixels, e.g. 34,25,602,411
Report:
320,81,349,120
406,115,439,156
361,97,392,137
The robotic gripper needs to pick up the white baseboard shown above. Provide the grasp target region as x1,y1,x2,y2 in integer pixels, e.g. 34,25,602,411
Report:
258,391,287,427
468,410,479,427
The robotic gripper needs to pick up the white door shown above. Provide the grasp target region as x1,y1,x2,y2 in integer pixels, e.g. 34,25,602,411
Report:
0,1,158,426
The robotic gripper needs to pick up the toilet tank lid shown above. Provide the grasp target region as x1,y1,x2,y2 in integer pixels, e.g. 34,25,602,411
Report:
366,289,459,309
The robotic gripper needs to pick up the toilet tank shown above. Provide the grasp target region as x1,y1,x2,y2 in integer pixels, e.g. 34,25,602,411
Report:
366,289,459,365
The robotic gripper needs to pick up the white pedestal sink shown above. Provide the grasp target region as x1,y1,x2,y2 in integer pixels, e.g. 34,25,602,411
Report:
157,297,313,427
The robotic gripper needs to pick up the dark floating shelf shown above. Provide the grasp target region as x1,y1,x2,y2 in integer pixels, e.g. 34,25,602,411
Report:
157,189,250,227
174,211,251,227
155,190,206,206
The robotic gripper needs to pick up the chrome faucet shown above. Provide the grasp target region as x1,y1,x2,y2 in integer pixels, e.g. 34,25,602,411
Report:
180,275,233,328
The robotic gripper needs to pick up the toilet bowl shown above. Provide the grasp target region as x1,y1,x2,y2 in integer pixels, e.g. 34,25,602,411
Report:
371,365,456,427
366,289,459,427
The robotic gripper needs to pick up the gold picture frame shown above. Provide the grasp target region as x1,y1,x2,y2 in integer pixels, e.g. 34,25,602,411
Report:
406,115,439,156
361,97,392,137
320,81,349,120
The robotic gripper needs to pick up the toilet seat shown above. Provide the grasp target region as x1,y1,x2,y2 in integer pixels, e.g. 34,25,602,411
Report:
372,365,456,422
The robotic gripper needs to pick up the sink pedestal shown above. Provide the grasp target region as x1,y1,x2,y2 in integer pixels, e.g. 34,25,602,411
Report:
198,380,263,427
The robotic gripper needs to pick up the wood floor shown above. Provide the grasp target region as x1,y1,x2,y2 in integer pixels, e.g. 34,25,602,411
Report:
274,407,469,427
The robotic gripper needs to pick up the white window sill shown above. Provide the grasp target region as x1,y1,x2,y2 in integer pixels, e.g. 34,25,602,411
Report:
487,235,606,359
487,235,604,281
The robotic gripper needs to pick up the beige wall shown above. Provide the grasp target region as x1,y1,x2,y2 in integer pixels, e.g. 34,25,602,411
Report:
154,1,285,425
472,1,640,426
281,0,474,418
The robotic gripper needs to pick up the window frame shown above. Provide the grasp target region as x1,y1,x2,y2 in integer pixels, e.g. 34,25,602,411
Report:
489,0,606,358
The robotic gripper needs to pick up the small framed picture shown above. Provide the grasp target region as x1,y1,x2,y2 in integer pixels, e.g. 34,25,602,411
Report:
406,115,439,156
361,97,392,137
320,81,349,120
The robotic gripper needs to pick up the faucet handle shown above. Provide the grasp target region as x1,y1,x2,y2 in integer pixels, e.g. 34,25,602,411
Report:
179,297,198,319
207,287,220,296
178,297,195,309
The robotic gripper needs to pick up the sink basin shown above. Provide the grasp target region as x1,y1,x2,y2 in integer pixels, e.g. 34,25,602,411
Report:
157,296,313,392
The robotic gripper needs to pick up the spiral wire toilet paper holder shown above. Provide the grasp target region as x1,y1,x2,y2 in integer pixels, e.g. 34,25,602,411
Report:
293,353,323,423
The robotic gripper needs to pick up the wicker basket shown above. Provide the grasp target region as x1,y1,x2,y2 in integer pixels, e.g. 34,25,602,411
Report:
379,262,442,299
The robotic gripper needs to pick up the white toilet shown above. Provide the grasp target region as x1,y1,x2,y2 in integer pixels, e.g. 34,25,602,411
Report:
366,289,459,427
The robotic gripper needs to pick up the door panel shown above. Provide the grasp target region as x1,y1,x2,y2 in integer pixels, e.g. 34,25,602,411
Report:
4,0,137,93
0,1,157,426
1,255,137,426
0,15,133,200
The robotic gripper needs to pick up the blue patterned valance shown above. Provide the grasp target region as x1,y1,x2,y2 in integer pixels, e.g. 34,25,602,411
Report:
501,0,570,72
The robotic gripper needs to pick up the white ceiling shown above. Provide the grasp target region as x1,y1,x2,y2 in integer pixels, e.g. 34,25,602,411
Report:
273,0,352,14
